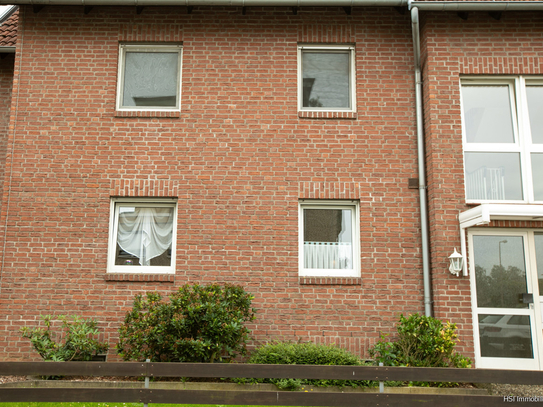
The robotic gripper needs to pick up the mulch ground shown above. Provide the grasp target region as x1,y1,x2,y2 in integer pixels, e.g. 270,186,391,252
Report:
3,375,543,396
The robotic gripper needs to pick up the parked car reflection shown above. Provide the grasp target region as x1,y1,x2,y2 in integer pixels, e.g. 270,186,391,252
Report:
479,314,533,359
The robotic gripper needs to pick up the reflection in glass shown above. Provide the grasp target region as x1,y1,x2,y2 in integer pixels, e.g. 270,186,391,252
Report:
473,235,528,308
302,52,350,108
527,86,543,144
123,52,179,107
479,314,533,358
465,152,523,201
532,153,543,201
462,85,515,144
303,209,352,269
535,233,543,296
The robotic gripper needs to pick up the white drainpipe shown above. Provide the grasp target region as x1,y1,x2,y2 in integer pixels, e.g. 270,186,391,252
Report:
408,3,432,317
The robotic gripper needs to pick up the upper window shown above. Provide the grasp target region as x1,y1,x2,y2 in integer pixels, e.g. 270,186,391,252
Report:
116,44,182,111
299,200,360,277
107,199,177,274
298,45,356,112
461,77,543,203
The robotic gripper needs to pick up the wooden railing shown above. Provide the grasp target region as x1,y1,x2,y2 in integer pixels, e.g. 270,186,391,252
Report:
1,361,542,406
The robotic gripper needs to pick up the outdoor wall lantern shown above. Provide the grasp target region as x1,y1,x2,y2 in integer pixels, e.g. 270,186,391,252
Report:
448,248,464,277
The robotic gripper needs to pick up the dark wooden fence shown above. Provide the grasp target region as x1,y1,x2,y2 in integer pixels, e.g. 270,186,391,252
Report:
1,361,542,406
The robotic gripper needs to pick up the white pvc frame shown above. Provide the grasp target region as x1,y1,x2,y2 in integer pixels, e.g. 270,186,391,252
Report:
297,44,356,113
460,76,543,204
298,199,360,277
116,43,183,112
107,198,178,274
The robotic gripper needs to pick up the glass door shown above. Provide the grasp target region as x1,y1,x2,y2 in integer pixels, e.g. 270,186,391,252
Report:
469,231,541,370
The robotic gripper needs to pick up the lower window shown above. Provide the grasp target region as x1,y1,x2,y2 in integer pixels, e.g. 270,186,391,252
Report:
108,199,177,273
299,200,360,277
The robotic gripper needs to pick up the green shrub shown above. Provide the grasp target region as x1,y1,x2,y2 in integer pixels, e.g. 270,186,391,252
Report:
369,313,471,387
242,341,374,390
116,283,256,363
20,314,109,362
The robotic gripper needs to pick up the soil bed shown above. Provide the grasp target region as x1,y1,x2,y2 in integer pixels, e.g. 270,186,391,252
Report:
1,375,487,395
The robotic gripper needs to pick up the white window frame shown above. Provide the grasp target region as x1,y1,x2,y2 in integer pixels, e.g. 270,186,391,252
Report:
107,198,177,274
461,76,543,204
297,44,356,113
116,43,183,112
298,200,360,277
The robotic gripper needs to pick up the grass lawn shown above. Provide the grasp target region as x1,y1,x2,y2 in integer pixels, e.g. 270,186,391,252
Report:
1,404,146,407
0,404,264,407
0,404,282,407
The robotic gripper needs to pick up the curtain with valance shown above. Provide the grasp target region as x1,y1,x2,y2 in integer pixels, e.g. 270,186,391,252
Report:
117,207,174,266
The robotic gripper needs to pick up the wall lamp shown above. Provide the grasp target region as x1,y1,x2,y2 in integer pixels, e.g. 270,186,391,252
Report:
448,248,464,277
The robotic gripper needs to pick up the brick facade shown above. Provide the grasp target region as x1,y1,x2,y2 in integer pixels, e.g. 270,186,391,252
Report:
0,4,541,365
0,5,424,361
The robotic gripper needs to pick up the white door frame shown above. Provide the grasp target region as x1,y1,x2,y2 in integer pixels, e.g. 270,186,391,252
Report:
468,229,543,370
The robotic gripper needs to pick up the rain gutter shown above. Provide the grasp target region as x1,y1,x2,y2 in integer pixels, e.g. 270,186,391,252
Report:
0,0,409,6
410,1,543,11
4,0,542,9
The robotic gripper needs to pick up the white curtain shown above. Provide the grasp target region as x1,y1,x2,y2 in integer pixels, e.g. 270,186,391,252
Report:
117,207,174,266
304,242,352,269
303,208,353,270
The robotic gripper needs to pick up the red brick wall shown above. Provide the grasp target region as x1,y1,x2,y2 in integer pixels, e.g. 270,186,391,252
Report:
0,53,14,218
0,5,423,361
422,10,543,357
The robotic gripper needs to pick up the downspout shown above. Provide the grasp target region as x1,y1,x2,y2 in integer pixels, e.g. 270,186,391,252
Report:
409,3,432,317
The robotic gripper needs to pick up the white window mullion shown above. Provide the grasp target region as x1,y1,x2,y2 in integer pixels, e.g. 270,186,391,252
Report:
522,78,543,203
464,143,522,152
517,76,533,203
